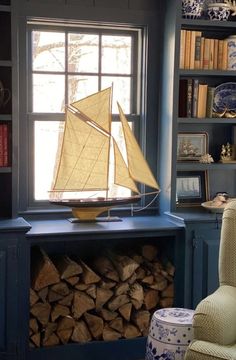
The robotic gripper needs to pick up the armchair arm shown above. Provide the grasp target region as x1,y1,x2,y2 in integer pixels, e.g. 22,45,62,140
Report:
193,285,236,345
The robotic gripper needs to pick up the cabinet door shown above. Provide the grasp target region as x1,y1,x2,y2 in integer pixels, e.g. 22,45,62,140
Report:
191,224,221,308
0,238,18,359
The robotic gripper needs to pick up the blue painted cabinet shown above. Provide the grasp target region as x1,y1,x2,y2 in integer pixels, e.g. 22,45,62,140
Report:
0,218,31,360
190,223,221,309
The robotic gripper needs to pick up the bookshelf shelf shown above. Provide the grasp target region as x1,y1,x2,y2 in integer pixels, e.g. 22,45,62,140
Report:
178,117,236,124
177,162,236,171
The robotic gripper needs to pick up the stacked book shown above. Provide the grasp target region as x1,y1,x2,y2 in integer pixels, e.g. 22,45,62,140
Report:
180,30,229,70
0,123,10,167
179,78,215,118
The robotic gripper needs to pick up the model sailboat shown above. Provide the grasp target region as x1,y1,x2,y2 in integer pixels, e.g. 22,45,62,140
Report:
50,87,160,220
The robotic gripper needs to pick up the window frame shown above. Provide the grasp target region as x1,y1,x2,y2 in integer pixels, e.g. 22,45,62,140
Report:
25,20,145,212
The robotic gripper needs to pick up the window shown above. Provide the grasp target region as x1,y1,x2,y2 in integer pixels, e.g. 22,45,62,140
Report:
27,21,143,208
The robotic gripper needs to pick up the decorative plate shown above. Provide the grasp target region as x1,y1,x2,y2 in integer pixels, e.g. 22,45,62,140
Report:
213,82,236,113
201,198,236,213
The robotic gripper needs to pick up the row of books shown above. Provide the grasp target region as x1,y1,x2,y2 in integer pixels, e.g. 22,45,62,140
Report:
180,30,229,70
179,79,215,118
0,123,10,167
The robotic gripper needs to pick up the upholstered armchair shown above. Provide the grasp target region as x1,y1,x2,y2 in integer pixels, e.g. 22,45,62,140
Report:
185,200,236,360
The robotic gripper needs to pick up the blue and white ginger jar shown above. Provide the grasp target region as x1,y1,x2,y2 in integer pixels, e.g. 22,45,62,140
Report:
182,0,204,19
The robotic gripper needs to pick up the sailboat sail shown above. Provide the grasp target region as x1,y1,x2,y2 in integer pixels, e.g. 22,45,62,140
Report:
52,108,110,192
71,87,111,133
113,139,139,194
117,102,160,191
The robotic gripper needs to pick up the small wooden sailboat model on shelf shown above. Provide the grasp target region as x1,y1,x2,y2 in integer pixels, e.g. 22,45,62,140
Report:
49,87,160,221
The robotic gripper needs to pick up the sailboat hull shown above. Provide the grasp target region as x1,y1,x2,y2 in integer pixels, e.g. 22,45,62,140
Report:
50,196,141,221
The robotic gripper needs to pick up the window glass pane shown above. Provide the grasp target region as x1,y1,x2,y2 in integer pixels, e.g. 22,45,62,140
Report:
101,35,131,74
68,33,99,73
34,121,64,200
102,76,130,113
68,75,98,103
32,31,65,72
33,74,65,112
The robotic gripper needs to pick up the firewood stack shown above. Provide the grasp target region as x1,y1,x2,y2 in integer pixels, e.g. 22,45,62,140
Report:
29,244,175,347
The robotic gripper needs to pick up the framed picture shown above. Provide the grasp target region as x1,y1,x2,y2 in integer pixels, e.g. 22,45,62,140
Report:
176,170,209,206
177,132,208,161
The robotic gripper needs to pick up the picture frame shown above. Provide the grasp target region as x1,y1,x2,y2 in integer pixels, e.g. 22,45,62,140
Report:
177,132,208,161
176,170,209,206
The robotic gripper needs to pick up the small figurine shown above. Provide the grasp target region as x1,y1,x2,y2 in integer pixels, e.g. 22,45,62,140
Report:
211,192,229,207
221,142,233,161
199,153,214,164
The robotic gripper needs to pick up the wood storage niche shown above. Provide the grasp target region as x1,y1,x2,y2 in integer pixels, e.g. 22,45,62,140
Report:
29,238,175,348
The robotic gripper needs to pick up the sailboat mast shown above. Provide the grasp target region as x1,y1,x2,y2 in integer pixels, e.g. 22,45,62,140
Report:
105,85,113,200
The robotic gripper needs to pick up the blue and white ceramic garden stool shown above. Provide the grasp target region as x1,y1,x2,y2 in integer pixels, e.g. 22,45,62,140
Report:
145,307,194,360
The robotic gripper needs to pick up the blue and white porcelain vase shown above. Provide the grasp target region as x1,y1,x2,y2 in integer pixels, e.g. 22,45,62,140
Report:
145,308,194,360
182,0,204,19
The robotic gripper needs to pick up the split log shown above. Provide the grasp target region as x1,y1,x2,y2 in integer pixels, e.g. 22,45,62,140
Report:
84,312,104,340
50,282,70,297
86,284,97,299
95,287,113,310
129,283,144,310
144,290,159,310
107,294,129,311
93,256,119,282
72,291,95,319
80,260,101,284
166,261,175,276
30,333,41,347
141,275,154,285
51,304,70,322
136,267,146,280
99,280,117,289
159,297,174,308
132,310,150,336
48,290,64,303
42,333,60,347
43,322,57,341
162,283,174,298
58,292,74,307
71,320,92,343
65,276,80,286
127,272,137,284
109,317,123,333
74,283,89,291
29,318,39,334
56,316,75,344
123,324,141,339
151,274,168,291
37,287,48,303
103,324,122,341
115,282,129,296
30,302,51,326
107,251,139,281
142,244,158,261
98,308,118,321
31,247,60,291
118,303,132,322
52,255,82,279
30,288,39,306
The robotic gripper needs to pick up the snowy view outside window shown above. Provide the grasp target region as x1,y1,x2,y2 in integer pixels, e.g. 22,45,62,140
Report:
31,28,137,201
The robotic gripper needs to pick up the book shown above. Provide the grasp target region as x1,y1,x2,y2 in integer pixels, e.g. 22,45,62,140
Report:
206,87,215,118
190,31,196,69
200,37,205,69
222,39,228,70
197,84,208,118
0,124,9,167
203,38,210,70
213,39,219,70
218,40,224,69
186,78,193,117
178,79,188,117
209,39,214,70
194,31,202,69
184,30,191,69
179,29,186,69
0,125,3,167
192,79,199,118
